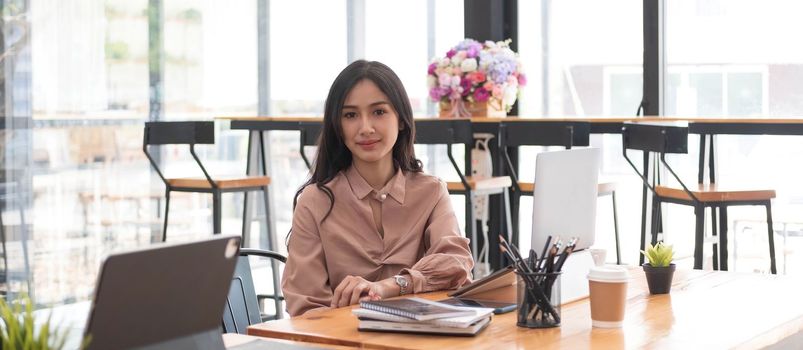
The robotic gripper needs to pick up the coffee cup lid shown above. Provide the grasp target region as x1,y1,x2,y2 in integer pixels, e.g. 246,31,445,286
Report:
587,266,629,282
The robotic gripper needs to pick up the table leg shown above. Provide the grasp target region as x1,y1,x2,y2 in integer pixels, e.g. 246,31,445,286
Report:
242,130,260,247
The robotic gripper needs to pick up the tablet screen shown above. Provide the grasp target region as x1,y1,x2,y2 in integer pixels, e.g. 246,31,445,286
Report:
438,297,516,314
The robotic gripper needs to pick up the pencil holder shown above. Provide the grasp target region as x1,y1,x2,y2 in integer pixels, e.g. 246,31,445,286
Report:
516,271,561,328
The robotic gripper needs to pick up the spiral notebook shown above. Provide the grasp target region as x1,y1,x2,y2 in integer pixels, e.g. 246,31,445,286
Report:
352,307,493,328
359,297,475,321
357,316,491,336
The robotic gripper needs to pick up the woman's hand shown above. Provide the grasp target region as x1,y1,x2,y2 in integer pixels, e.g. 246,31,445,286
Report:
330,275,399,308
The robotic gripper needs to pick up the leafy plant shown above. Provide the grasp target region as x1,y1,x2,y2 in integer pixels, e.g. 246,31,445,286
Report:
641,242,674,267
0,294,88,350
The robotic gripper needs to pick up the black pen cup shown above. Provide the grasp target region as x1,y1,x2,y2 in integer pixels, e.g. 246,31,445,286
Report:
516,271,561,328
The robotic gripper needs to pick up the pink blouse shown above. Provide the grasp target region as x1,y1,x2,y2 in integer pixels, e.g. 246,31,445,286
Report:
281,166,474,316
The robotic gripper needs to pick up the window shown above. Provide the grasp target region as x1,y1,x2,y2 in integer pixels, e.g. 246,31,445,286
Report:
164,0,258,119
30,0,152,305
270,0,346,115
517,0,643,259
664,0,803,272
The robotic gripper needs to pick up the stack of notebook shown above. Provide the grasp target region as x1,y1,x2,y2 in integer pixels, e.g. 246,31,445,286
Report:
353,297,494,336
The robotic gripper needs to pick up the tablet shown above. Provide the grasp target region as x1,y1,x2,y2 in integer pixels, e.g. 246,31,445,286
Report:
448,265,515,298
443,265,517,314
437,297,516,314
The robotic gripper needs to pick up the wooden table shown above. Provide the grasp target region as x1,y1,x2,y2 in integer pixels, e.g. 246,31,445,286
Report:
247,268,803,349
219,115,803,270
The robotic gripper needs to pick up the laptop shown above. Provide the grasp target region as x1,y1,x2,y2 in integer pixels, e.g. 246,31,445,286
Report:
84,235,241,350
531,148,601,303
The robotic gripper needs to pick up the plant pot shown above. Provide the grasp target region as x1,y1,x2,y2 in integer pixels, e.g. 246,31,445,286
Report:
642,263,676,294
439,99,506,118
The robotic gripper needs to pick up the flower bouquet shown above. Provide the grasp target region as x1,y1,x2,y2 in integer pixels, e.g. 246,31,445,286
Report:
428,38,526,118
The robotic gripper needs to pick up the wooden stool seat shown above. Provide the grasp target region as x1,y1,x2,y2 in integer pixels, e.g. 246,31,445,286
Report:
446,176,512,192
166,176,271,190
655,184,775,203
518,181,617,195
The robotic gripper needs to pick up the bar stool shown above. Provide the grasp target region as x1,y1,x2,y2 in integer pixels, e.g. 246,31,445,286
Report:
499,120,622,264
414,119,513,272
622,122,777,273
143,121,274,249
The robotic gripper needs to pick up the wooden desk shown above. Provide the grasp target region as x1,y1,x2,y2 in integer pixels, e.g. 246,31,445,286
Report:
248,268,803,349
219,115,803,270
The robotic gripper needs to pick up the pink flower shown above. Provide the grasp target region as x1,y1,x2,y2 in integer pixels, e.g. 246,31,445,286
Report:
474,87,490,102
483,81,495,91
438,73,452,87
428,62,437,75
467,71,486,84
429,86,451,101
446,49,456,59
518,73,527,86
492,86,503,99
507,75,518,86
460,78,472,97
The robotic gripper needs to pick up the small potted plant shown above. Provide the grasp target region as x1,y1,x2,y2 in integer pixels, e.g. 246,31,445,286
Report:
0,294,89,349
641,242,676,294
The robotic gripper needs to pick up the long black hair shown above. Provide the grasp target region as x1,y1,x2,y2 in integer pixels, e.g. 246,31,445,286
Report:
292,60,423,221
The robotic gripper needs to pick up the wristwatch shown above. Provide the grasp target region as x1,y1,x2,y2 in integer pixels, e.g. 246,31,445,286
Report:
393,274,409,295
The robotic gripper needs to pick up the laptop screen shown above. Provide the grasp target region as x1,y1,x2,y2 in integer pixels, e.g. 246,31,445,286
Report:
531,148,601,252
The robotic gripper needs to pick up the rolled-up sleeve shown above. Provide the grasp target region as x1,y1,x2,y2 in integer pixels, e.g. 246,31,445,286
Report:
281,199,332,316
401,182,474,293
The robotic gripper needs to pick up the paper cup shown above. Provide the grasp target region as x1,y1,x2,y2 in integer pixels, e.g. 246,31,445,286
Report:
587,266,629,328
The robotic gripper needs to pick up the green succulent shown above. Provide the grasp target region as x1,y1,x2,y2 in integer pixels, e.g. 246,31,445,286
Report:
0,294,89,350
641,242,674,267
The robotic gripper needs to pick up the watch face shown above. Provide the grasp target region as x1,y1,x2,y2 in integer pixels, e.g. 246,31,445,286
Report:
396,275,408,287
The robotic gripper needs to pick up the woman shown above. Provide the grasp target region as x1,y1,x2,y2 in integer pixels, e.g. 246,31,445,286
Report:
281,60,474,316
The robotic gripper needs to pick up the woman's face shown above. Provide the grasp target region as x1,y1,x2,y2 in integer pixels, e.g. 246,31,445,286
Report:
340,79,400,167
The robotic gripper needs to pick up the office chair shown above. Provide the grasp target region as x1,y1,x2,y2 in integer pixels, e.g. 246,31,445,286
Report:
143,121,274,248
222,248,286,334
622,122,777,273
498,120,622,264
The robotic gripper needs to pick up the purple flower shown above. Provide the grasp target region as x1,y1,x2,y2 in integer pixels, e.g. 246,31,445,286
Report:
460,78,472,97
456,39,483,51
473,87,490,102
428,62,437,75
446,49,457,59
429,86,451,101
486,56,517,84
466,46,479,58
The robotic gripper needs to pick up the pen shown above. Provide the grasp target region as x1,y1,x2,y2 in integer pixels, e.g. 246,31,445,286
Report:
499,242,559,321
554,237,578,273
538,236,552,271
499,238,561,323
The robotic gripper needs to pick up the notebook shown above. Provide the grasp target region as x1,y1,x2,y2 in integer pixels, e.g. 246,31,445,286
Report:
358,316,491,336
359,297,475,321
352,307,493,328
